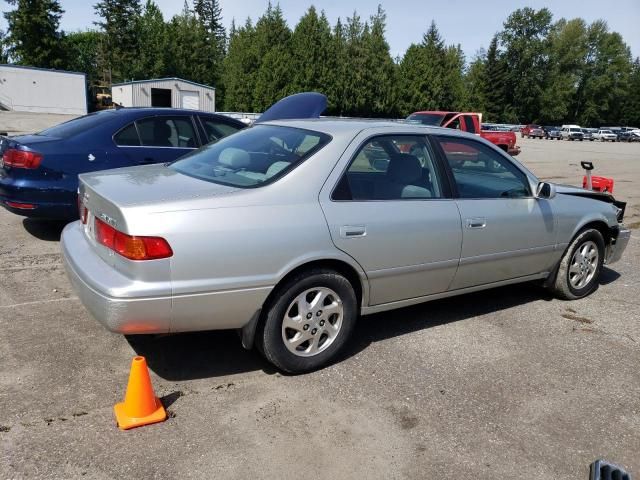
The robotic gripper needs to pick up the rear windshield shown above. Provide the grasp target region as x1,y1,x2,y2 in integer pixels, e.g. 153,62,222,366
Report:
406,113,445,126
37,110,117,139
169,125,330,188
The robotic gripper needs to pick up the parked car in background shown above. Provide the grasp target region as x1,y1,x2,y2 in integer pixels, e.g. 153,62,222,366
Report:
617,127,640,142
521,124,542,138
594,129,618,142
544,126,562,140
63,93,630,373
527,126,546,139
406,111,521,155
561,125,584,141
0,108,246,220
581,128,596,141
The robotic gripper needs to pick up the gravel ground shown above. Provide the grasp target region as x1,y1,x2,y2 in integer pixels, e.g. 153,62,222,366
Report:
0,135,638,479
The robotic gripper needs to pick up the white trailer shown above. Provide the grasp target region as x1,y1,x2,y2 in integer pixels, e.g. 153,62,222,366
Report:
0,65,87,115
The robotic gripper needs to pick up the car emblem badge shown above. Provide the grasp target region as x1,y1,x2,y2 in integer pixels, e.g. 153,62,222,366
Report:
88,154,96,162
99,213,117,227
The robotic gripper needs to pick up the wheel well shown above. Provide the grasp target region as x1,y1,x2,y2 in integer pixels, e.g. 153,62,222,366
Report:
266,260,364,310
580,220,612,245
497,144,508,152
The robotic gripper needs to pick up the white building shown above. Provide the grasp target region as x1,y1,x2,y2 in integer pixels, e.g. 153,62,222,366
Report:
0,65,88,115
111,78,216,112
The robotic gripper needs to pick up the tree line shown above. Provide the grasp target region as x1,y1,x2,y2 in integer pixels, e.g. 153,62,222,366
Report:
2,0,639,126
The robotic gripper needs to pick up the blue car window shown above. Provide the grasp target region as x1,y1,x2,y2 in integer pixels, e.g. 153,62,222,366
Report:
199,117,241,144
37,111,118,138
137,116,197,148
114,123,140,146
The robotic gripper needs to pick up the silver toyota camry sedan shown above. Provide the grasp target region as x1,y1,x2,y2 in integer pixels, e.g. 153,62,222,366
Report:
62,114,630,373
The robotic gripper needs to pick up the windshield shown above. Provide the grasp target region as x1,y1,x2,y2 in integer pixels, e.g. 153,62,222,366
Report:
37,110,117,138
406,113,445,126
169,125,330,188
570,128,581,132
602,130,613,134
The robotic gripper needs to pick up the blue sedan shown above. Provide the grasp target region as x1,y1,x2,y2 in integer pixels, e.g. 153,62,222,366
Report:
0,108,245,219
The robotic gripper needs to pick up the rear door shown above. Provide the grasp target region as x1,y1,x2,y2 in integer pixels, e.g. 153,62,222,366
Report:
320,131,462,306
433,135,557,289
113,114,200,165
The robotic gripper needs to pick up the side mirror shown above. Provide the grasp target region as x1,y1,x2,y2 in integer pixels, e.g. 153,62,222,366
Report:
536,182,556,199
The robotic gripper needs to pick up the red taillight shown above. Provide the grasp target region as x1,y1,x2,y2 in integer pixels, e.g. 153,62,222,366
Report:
94,218,172,260
6,201,36,210
2,149,43,169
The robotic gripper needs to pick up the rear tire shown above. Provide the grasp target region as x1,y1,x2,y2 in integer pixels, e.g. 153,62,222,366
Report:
257,268,358,373
550,228,605,300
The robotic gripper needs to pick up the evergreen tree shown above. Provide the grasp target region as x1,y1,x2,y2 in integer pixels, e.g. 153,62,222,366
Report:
165,2,211,85
464,49,487,114
363,6,397,116
221,18,258,111
252,3,292,110
193,0,226,89
483,35,508,122
327,17,348,115
136,0,168,79
94,0,142,82
62,31,102,86
3,0,65,68
0,30,9,63
288,7,333,100
500,7,553,122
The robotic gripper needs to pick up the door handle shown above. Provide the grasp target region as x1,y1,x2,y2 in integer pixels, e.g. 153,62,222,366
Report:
466,217,487,229
340,225,367,238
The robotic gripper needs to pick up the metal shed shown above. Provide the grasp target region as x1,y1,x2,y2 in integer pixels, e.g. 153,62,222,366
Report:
111,78,216,112
0,65,87,115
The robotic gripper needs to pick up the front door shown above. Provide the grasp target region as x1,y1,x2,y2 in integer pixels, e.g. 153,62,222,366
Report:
320,134,462,306
433,135,557,289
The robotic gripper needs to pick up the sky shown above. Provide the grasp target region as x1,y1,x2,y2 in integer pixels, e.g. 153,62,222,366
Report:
1,0,639,61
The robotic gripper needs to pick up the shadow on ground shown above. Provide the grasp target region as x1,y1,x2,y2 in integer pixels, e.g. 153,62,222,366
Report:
130,281,562,380
22,218,69,241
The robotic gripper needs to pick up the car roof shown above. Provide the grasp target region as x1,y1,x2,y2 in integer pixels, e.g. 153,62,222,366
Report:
262,117,464,138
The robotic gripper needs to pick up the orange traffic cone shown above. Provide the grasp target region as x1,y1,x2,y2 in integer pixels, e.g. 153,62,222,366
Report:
114,356,167,430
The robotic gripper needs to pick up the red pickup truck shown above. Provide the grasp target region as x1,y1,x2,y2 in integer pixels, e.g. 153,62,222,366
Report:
407,111,521,156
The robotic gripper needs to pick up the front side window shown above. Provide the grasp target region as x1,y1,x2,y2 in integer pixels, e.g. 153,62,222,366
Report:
333,135,443,201
435,136,530,199
136,116,197,148
170,125,330,188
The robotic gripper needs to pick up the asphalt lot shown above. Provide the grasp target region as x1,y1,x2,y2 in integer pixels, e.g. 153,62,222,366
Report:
1,135,639,479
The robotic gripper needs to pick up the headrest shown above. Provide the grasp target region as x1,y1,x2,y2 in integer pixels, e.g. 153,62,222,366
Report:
387,154,422,184
219,148,250,169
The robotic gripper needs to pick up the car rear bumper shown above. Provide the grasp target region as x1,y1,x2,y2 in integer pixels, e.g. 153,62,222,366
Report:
508,145,521,156
0,175,76,218
62,221,173,334
605,227,631,265
61,221,271,335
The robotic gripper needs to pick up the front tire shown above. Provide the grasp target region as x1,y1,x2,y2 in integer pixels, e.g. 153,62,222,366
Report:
257,269,358,373
551,228,605,300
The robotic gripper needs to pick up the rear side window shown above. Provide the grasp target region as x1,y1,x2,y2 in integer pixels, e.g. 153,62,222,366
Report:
199,117,242,144
136,116,198,148
463,115,477,134
114,123,140,146
333,135,443,201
